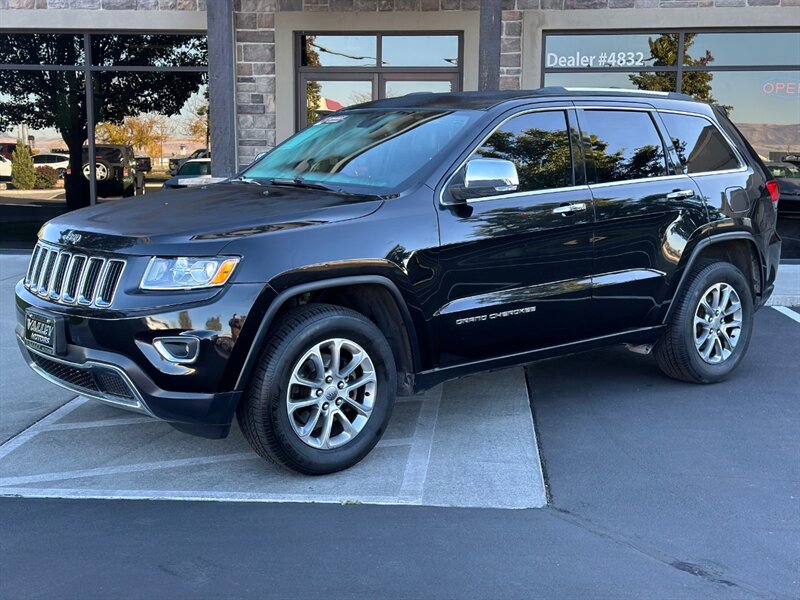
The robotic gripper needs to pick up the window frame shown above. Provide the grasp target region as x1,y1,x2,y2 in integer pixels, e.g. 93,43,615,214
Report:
440,106,585,206
295,31,463,132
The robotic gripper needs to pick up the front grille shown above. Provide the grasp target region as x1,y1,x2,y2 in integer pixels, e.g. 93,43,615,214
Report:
93,370,135,400
24,242,126,308
30,352,99,393
30,353,138,405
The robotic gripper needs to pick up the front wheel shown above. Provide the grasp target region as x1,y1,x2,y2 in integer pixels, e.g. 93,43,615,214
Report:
237,304,396,475
654,260,754,384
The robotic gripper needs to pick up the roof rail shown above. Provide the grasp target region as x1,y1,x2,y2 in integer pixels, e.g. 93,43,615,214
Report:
529,86,695,101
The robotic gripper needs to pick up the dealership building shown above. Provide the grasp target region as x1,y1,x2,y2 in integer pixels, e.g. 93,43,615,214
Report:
0,0,798,240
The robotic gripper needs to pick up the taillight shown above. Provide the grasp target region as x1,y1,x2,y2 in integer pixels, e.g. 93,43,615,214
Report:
66,168,72,175
766,180,780,206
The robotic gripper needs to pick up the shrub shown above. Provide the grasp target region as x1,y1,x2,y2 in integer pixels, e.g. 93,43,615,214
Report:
11,142,36,190
34,166,59,189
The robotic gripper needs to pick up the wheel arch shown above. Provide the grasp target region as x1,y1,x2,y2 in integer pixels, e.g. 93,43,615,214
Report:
664,231,764,325
234,275,421,396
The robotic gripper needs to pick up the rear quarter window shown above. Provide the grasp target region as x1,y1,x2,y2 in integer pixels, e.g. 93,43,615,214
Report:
659,112,740,174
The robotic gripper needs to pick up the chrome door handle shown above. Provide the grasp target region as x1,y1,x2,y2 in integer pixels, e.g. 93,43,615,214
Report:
552,202,587,215
666,189,695,200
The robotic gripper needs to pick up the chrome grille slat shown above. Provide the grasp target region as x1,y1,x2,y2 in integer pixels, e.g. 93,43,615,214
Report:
26,245,41,286
24,243,126,309
63,255,87,304
77,257,104,305
37,249,55,295
50,252,71,299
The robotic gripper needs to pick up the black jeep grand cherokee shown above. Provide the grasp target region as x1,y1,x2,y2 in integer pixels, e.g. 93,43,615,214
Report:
16,88,781,474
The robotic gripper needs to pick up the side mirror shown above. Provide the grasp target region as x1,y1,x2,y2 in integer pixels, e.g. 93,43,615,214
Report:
449,158,519,202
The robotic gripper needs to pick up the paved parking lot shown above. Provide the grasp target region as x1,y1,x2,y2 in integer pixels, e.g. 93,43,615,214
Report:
1,248,798,598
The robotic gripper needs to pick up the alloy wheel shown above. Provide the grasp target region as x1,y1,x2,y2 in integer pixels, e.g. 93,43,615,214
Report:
286,337,377,449
693,282,743,365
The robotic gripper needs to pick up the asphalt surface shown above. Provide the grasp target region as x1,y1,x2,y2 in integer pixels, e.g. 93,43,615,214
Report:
1,306,797,599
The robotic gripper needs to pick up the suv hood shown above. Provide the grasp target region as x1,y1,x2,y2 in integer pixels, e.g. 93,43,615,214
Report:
39,183,384,255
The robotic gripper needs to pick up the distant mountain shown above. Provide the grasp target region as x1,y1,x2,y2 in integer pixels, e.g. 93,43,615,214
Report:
735,122,800,159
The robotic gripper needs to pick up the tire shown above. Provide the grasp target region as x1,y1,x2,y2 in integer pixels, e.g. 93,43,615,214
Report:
237,304,397,475
82,159,111,181
654,260,754,384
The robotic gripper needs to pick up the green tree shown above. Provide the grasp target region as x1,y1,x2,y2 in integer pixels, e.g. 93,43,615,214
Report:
0,33,207,210
11,142,36,191
629,33,723,105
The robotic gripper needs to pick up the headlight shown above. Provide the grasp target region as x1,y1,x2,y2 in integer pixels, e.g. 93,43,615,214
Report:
140,256,240,290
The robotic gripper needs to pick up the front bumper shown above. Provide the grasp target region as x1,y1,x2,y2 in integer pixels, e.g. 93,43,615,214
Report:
16,335,241,439
14,279,268,439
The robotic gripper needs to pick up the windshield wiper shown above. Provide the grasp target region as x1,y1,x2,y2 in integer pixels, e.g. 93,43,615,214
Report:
227,175,262,186
268,177,339,192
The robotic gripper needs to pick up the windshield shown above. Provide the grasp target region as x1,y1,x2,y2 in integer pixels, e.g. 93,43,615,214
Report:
770,165,800,178
179,161,211,176
242,109,480,193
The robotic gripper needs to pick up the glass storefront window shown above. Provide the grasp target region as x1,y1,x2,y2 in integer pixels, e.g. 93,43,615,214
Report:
297,32,462,131
0,33,84,65
0,32,208,249
301,36,377,67
305,80,373,126
544,71,677,92
91,34,207,68
381,35,459,67
686,32,800,67
685,70,800,159
544,33,676,70
385,80,453,98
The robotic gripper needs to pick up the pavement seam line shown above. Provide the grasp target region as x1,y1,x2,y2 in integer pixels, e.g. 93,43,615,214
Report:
544,507,773,598
772,305,800,324
523,367,552,506
0,396,87,461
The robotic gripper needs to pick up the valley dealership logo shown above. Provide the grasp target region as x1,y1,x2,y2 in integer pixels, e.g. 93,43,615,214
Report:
456,305,537,326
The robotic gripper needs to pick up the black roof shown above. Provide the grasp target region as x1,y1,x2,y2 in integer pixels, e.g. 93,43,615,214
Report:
354,87,697,111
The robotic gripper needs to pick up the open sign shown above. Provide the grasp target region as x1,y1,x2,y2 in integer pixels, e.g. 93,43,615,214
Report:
762,80,799,96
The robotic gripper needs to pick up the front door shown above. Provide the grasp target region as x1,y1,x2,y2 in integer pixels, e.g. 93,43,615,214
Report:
575,106,708,336
433,107,595,366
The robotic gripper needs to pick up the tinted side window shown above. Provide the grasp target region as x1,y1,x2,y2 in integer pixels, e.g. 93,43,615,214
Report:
476,110,573,193
580,110,668,184
659,112,740,174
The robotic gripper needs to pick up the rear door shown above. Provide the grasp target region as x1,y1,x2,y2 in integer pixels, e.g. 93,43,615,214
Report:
433,106,595,366
575,104,708,336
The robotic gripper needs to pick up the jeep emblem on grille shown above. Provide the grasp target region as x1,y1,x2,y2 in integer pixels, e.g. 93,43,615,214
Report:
63,231,82,245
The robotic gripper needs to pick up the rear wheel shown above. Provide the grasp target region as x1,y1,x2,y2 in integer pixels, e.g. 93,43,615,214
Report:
654,260,754,383
237,304,396,475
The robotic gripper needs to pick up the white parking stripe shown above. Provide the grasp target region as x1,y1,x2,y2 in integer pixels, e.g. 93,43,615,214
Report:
772,306,800,324
44,417,157,431
0,452,255,487
398,388,442,500
0,396,87,461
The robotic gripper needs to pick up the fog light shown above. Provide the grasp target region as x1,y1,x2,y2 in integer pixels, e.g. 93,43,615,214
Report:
153,336,200,364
